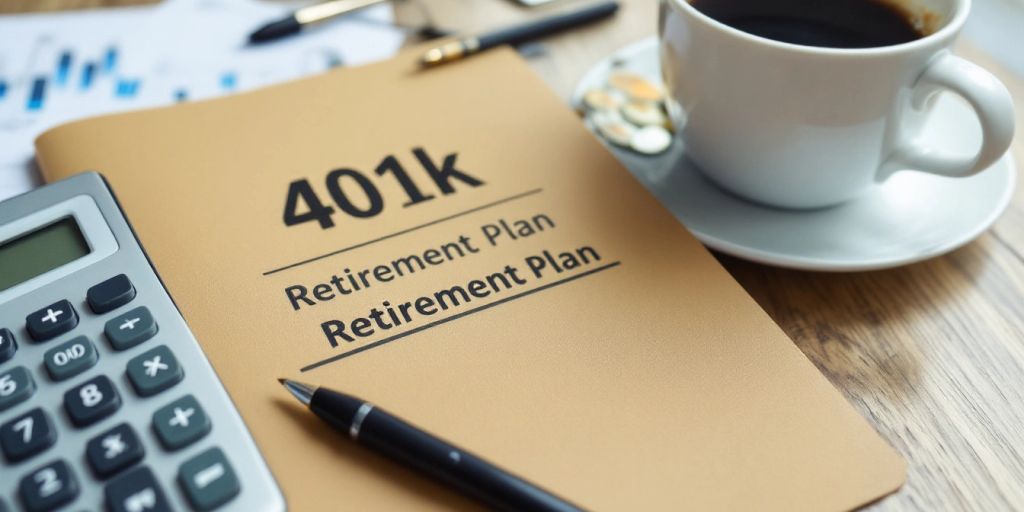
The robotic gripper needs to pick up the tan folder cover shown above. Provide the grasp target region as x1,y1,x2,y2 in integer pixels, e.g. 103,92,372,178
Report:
36,48,903,510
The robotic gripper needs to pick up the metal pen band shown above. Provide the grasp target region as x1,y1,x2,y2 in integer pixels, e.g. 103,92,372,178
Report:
348,403,374,439
422,37,482,67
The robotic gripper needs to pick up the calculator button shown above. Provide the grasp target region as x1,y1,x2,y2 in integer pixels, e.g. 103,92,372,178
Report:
86,423,145,479
179,447,240,511
0,328,17,364
105,466,172,512
1,408,56,462
105,306,158,350
26,300,78,342
19,459,79,512
152,394,210,450
127,345,183,397
43,336,98,381
0,366,35,412
64,375,121,427
87,274,137,314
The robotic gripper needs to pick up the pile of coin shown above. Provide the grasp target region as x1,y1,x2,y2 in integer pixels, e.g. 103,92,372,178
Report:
579,70,674,155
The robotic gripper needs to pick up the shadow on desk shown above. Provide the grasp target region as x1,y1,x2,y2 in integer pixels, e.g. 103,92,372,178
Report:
716,238,1000,398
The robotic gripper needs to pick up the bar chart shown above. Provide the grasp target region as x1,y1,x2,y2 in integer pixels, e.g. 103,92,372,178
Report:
0,0,406,201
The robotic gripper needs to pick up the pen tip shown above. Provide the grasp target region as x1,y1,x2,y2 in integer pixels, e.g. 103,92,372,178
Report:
247,30,270,45
421,48,445,67
280,378,316,406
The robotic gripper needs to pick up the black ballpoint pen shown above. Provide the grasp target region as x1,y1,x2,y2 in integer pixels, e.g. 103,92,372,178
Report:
248,0,388,44
420,1,620,67
278,378,583,512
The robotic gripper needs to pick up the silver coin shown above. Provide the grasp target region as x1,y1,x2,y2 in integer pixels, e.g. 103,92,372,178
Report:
608,71,664,102
591,111,637,147
582,88,623,112
621,100,668,127
630,125,672,154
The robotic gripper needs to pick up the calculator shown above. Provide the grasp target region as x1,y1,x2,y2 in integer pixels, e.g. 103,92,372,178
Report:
0,173,284,512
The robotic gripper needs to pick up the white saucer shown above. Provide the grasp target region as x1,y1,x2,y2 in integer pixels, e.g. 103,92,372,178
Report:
573,37,1017,272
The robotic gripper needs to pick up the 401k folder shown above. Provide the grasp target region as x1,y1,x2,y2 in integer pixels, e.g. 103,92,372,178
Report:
36,47,904,511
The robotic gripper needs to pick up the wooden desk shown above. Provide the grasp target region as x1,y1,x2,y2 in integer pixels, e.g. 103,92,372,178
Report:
5,0,1024,509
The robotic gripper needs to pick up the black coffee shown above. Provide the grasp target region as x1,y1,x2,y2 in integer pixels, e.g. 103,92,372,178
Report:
689,0,926,48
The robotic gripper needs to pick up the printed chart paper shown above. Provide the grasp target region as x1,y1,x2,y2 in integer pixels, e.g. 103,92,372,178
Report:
0,0,405,201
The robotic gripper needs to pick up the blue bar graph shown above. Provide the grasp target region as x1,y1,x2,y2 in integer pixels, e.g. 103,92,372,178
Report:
7,43,254,115
80,62,96,90
220,72,237,91
104,47,118,73
115,78,140,98
27,77,46,111
55,50,72,86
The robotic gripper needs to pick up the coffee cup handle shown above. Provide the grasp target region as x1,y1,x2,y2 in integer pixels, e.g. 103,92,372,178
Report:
878,51,1015,180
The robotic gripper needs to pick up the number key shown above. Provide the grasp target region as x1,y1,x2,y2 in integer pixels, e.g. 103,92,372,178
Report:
0,328,17,364
19,459,79,512
64,375,121,428
1,408,56,463
105,466,171,512
0,366,35,412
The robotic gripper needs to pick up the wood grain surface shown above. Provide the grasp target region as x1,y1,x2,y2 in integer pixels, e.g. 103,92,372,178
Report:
4,0,1024,509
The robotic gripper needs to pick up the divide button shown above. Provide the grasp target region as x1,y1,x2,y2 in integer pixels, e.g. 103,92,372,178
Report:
105,307,158,351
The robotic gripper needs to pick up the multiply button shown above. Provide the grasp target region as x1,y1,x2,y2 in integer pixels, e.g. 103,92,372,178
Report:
64,375,121,428
26,300,78,342
127,345,183,397
1,408,56,463
153,395,210,450
43,336,98,381
105,306,158,351
87,423,145,479
0,366,35,412
87,274,136,314
0,328,17,364
105,466,172,512
19,459,79,512
179,447,240,511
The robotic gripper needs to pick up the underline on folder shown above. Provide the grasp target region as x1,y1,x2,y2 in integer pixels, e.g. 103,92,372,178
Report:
262,188,544,276
299,261,622,372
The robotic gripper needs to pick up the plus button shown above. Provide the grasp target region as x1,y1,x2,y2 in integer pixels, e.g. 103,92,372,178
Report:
27,300,78,341
119,318,141,331
42,308,64,324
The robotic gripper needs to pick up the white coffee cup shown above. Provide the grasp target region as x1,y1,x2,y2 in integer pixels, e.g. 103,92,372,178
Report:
658,0,1016,209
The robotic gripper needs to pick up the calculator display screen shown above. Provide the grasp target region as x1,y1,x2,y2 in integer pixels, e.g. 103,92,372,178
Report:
0,217,91,291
